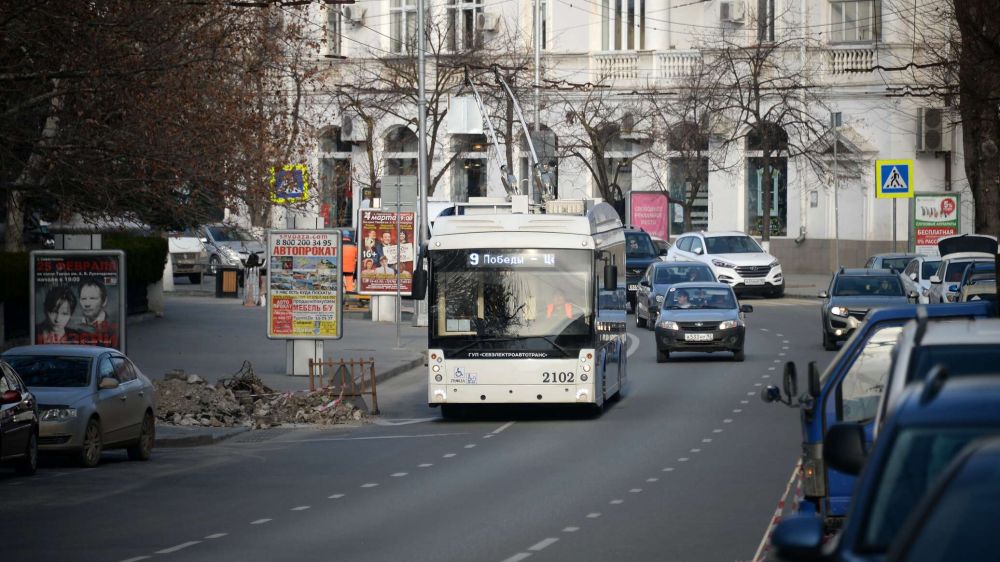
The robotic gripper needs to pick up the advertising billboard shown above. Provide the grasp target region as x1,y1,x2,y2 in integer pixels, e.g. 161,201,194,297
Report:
914,193,960,256
628,191,670,241
30,250,127,350
358,209,415,296
266,230,342,340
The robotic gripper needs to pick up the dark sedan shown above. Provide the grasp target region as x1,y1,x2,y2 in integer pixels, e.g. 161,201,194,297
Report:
635,261,716,330
820,268,914,350
0,360,38,476
653,282,752,362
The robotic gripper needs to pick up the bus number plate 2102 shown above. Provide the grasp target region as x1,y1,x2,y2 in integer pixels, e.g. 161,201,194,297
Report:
542,372,575,383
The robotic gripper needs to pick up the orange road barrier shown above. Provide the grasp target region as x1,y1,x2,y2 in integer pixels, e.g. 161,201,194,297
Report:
308,357,378,414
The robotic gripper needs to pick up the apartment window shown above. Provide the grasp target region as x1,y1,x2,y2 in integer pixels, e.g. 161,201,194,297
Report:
602,0,645,51
757,0,774,43
390,0,417,54
830,0,881,43
319,128,353,227
447,0,483,52
532,0,547,50
326,5,342,57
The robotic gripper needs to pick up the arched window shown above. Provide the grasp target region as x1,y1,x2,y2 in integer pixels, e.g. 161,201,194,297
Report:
318,127,353,227
745,122,788,237
384,126,418,178
667,121,710,234
451,134,488,201
520,126,558,200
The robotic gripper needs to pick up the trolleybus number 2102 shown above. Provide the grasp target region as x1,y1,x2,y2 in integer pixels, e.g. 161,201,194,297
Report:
542,371,576,383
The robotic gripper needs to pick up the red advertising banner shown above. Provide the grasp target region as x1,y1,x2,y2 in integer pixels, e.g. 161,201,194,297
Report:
914,194,960,256
30,251,126,350
629,191,670,241
358,209,414,295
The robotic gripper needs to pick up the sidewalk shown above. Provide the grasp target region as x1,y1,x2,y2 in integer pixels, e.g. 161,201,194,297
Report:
782,273,830,299
130,285,426,446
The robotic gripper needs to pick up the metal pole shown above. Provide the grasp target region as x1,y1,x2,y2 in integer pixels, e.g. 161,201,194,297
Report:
832,113,840,269
395,178,401,349
533,0,541,203
893,199,897,252
414,0,430,328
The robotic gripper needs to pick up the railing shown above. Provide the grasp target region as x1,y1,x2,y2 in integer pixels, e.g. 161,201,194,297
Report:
308,357,379,414
828,47,876,75
594,52,640,81
656,50,702,79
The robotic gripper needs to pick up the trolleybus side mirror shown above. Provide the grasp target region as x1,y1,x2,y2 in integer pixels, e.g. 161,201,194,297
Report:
783,361,798,402
604,264,617,291
408,269,427,300
808,361,821,398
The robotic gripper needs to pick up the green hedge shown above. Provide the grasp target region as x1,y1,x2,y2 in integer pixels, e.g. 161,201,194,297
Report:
0,252,29,302
104,233,168,286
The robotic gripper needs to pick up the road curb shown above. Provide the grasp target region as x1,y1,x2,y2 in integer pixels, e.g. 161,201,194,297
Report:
375,355,425,385
154,425,251,448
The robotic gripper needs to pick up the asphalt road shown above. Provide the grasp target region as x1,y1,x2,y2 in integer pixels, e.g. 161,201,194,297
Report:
2,297,836,562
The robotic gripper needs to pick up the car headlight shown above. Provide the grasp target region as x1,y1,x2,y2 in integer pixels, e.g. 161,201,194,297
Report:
655,294,664,303
768,260,780,268
719,320,743,330
830,306,849,317
41,407,78,421
657,320,680,331
712,259,736,269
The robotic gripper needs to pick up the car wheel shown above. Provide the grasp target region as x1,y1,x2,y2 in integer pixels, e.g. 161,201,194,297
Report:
823,331,838,351
656,348,669,363
209,255,221,275
15,432,38,476
80,418,103,468
127,412,155,461
188,273,202,285
636,310,647,328
733,348,745,362
769,285,785,298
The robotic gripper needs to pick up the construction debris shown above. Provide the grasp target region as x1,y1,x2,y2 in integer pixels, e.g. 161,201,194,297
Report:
154,362,370,429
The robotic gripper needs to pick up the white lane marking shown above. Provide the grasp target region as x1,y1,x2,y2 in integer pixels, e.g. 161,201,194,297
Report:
465,444,476,449
587,513,602,518
762,374,770,378
629,488,642,493
679,457,690,462
361,483,379,488
783,340,790,344
329,494,345,499
493,421,515,434
782,346,789,350
773,359,782,363
713,429,724,433
563,527,580,533
391,472,408,477
610,499,624,504
742,400,750,404
723,418,733,423
205,533,227,539
483,434,495,439
690,449,701,453
754,383,763,387
776,333,784,337
443,453,456,458
156,541,201,554
747,392,755,396
119,557,151,562
662,467,675,472
626,332,641,358
501,553,532,562
292,506,310,511
702,438,712,443
769,367,776,371
779,353,787,357
761,328,770,332
529,538,559,551
418,464,433,468
251,519,271,525
734,409,743,413
647,477,659,482
372,417,438,426
278,432,468,444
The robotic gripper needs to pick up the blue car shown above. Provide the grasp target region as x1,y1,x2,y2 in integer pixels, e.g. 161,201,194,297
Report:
634,261,716,329
771,375,1000,561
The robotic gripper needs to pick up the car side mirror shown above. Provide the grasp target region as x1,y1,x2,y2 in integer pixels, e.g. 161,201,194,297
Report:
1,390,22,404
658,248,670,256
639,279,649,287
818,290,829,299
930,275,942,284
740,304,754,314
771,515,824,561
200,237,208,244
824,422,868,476
908,272,917,281
99,377,120,390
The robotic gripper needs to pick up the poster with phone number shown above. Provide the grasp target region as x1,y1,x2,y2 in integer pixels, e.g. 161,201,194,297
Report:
266,230,342,339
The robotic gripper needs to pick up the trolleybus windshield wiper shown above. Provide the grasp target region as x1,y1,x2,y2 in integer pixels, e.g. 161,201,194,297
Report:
534,335,571,357
450,335,572,357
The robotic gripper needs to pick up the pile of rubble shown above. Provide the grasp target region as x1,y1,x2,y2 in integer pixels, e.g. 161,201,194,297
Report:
154,362,369,429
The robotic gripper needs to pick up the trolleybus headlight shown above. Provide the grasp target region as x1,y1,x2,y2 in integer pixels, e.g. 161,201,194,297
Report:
575,389,589,402
434,374,443,382
582,364,591,372
432,365,440,372
580,374,588,382
433,390,446,402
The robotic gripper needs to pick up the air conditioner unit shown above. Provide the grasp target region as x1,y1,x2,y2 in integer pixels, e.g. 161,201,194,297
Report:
342,6,366,27
916,108,950,152
720,0,745,23
476,12,501,32
341,114,366,143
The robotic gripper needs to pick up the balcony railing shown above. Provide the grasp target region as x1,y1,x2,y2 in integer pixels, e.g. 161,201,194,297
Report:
828,47,876,75
656,50,702,79
594,52,640,81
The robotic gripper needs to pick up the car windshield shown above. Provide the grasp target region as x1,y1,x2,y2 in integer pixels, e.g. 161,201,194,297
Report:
209,226,255,242
907,344,1000,384
833,276,904,296
653,265,714,284
626,234,656,258
704,236,762,254
881,257,912,272
920,261,941,279
665,287,735,310
4,355,92,387
862,426,997,552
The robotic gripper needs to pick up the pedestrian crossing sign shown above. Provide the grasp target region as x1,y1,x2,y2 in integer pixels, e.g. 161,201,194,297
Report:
876,160,914,199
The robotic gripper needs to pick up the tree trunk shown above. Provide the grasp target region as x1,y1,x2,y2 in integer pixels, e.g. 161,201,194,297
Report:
4,190,25,252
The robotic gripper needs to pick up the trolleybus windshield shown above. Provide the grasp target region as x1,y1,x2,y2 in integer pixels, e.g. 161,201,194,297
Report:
430,249,594,355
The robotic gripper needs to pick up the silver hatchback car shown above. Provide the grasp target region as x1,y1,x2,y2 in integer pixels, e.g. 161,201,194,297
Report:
2,345,157,467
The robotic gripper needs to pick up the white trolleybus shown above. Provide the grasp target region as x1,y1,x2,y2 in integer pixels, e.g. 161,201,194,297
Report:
410,197,628,417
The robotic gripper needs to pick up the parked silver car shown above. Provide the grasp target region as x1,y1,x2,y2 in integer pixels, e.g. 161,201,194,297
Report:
1,345,157,468
201,223,265,274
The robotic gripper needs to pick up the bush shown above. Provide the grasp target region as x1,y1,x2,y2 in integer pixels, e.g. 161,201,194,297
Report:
104,233,168,286
0,252,29,302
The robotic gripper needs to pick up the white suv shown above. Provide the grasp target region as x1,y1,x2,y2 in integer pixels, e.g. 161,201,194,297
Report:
666,231,784,297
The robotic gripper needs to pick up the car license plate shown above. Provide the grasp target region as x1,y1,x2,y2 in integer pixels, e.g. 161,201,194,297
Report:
684,333,713,342
744,278,766,286
628,284,638,291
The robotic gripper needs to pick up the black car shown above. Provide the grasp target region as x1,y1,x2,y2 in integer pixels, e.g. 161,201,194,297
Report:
625,227,666,313
635,261,716,330
653,282,752,362
819,268,914,350
0,361,39,476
